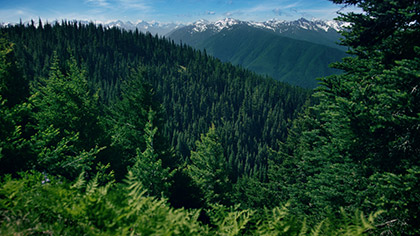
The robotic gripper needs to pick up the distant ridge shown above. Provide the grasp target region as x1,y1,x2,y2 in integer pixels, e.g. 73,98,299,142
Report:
0,19,184,36
168,18,348,88
1,18,348,88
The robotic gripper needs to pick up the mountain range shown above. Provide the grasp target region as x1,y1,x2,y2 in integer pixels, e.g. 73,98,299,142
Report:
169,18,348,49
105,20,183,36
167,18,349,88
1,19,183,36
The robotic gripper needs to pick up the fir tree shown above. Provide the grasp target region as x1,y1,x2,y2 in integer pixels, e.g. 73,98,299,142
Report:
129,110,173,198
187,125,233,206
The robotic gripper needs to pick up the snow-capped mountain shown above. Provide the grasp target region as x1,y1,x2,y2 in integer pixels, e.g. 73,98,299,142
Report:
167,18,349,88
168,18,347,51
105,20,184,36
253,18,349,33
187,18,348,34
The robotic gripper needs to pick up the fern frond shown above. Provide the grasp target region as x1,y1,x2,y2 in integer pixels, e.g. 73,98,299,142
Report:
125,170,148,210
86,173,99,196
310,220,324,236
71,171,86,190
298,218,308,236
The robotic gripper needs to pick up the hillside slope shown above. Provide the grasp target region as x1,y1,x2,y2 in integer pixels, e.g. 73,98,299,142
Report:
201,25,346,88
169,19,348,88
1,21,311,181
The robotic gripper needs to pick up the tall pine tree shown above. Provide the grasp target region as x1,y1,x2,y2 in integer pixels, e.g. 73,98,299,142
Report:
187,125,233,206
270,0,420,233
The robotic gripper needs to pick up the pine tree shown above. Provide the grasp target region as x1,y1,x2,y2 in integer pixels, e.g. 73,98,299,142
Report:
29,54,103,178
270,0,420,233
187,124,233,206
129,110,173,197
31,54,103,150
0,37,28,107
0,37,33,175
106,67,175,179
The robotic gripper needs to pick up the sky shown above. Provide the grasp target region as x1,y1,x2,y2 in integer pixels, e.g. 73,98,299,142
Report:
0,0,361,24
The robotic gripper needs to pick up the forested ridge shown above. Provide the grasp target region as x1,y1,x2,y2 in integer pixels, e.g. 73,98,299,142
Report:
169,23,347,88
1,20,311,181
1,0,420,235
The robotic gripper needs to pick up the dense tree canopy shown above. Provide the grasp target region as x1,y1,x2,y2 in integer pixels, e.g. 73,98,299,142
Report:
1,0,419,234
0,21,312,192
268,0,420,234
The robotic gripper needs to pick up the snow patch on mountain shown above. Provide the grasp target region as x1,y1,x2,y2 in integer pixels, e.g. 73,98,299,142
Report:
106,20,185,35
191,19,209,33
188,18,348,34
214,18,241,31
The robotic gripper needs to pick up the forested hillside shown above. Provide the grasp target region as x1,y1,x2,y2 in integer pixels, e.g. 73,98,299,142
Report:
1,21,311,182
1,0,419,235
168,19,348,88
193,24,346,88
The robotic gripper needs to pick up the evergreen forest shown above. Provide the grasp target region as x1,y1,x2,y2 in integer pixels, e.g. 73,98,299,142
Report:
0,0,419,235
169,22,347,88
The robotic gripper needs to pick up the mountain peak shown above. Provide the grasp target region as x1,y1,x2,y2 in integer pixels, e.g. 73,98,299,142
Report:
187,18,347,34
191,18,243,33
105,20,185,35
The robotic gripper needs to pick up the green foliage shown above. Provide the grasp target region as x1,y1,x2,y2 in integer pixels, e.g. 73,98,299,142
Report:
106,68,175,180
207,204,254,236
332,0,420,63
0,96,33,174
129,110,174,197
27,55,105,179
0,39,105,179
256,203,304,236
31,54,103,151
1,22,311,190
2,12,413,234
29,125,101,178
256,204,381,236
169,24,347,88
0,172,381,235
365,167,420,235
0,38,33,175
188,125,233,206
0,37,28,107
123,170,206,235
0,171,206,235
268,0,420,234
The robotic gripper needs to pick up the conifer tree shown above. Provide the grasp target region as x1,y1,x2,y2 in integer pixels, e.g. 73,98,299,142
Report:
270,0,420,233
31,54,103,150
0,37,28,107
0,37,32,174
187,125,233,206
29,55,103,178
129,110,173,197
106,67,175,179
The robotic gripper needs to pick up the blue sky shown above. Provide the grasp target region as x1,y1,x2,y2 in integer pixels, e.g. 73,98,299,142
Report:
0,0,360,24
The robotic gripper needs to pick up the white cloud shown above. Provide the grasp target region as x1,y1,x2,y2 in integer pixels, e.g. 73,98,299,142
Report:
272,8,292,17
85,0,110,8
118,0,150,11
222,1,301,19
244,1,300,13
297,5,363,20
0,8,40,23
84,0,151,13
